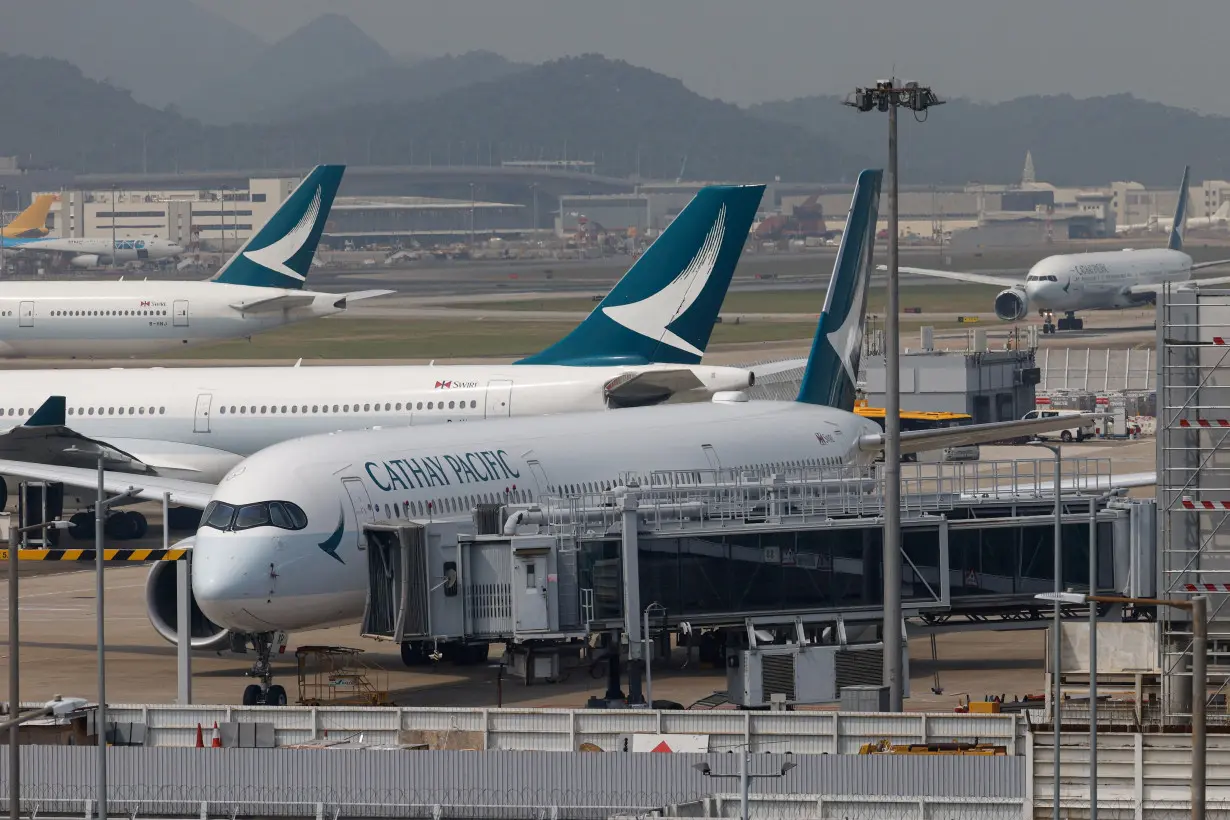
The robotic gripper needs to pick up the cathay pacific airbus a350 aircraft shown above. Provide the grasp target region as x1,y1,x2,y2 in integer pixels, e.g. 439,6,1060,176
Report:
0,170,1091,705
0,165,391,357
0,183,766,528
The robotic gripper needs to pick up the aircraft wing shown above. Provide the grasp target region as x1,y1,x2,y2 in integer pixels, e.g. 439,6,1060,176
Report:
0,459,214,509
1128,270,1230,297
858,413,1101,455
880,265,1019,288
1191,260,1230,272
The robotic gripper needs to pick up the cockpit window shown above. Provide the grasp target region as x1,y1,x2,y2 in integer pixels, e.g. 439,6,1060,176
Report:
201,500,309,532
202,502,235,530
234,503,272,530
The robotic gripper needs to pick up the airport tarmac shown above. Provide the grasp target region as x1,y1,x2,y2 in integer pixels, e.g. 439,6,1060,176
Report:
0,437,1155,711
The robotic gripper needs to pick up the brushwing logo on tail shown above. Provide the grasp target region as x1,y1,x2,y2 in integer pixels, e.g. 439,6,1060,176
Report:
242,185,323,282
600,204,727,357
826,231,871,385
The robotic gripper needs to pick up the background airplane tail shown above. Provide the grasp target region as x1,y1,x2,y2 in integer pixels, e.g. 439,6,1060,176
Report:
796,168,883,411
1169,165,1190,251
211,165,344,289
516,184,764,366
1,195,55,238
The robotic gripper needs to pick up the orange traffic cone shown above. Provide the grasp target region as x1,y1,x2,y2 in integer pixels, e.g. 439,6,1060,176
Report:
210,721,221,748
194,723,204,748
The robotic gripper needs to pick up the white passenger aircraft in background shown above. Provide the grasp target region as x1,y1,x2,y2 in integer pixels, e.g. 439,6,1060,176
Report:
892,166,1230,333
1,234,185,269
0,169,1093,705
0,182,767,533
0,165,390,357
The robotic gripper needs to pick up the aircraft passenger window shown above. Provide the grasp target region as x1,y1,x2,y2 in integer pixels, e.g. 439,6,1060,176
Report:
280,406,287,413
427,402,434,410
364,404,371,412
261,406,267,414
240,406,246,414
343,405,350,413
88,408,94,415
108,408,115,415
384,504,391,518
331,405,338,412
16,409,22,417
448,401,455,409
68,408,74,416
118,408,124,415
470,401,477,408
290,406,297,414
416,403,423,410
312,405,319,413
158,407,164,414
139,407,145,415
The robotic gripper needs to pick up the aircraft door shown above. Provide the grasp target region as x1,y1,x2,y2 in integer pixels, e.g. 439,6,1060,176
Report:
342,477,376,552
18,302,33,328
173,300,189,327
193,393,212,433
526,459,551,496
702,443,722,471
513,550,550,632
484,379,513,418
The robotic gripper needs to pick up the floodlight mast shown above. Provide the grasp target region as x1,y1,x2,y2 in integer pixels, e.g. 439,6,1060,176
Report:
844,79,943,712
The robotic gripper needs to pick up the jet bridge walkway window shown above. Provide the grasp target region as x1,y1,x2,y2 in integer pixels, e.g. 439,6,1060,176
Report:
361,523,429,643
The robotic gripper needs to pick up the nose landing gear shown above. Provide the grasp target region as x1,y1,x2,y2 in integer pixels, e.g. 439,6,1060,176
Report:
240,631,289,706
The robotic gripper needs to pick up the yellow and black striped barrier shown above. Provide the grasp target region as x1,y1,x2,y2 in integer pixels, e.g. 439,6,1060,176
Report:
0,548,189,562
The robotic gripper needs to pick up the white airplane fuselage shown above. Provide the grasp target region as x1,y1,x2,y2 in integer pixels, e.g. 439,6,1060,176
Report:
0,360,754,482
0,281,354,357
191,399,880,633
1015,248,1191,315
4,236,183,266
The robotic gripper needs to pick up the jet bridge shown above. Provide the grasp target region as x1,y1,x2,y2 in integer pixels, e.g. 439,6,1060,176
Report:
359,458,1158,696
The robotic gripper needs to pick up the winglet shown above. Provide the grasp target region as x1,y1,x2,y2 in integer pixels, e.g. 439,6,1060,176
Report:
211,165,345,289
796,169,883,410
515,184,765,366
1169,165,1190,251
26,396,66,427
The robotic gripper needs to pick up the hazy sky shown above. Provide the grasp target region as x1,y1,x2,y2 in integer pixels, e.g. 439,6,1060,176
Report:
212,0,1230,111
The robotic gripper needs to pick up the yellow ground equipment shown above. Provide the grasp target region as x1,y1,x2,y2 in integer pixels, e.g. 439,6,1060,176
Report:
857,738,1008,756
294,645,391,706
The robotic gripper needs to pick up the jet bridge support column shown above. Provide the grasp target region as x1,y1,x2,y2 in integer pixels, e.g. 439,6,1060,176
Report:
621,493,645,705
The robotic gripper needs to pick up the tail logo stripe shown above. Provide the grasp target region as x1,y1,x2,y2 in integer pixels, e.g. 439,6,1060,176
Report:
600,203,727,357
241,185,322,282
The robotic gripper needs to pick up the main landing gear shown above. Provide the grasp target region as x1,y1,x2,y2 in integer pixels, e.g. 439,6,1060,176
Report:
67,510,148,541
1040,311,1084,334
241,632,288,706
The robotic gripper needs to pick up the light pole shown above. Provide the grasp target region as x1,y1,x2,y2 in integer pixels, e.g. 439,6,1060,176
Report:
845,80,943,712
469,183,476,248
642,601,666,706
1037,441,1063,820
110,185,117,271
694,752,796,820
7,509,73,820
1039,592,1208,820
220,186,228,254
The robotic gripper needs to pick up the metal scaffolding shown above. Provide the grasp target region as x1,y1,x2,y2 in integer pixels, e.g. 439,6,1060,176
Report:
1158,283,1230,722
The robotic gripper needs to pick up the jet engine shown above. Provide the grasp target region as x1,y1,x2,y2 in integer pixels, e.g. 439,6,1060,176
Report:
145,540,233,650
994,286,1029,321
70,254,105,268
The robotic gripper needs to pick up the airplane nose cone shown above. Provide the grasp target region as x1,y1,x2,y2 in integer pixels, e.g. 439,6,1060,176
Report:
192,529,272,630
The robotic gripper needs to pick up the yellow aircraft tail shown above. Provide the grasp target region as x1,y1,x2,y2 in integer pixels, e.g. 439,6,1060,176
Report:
1,195,55,238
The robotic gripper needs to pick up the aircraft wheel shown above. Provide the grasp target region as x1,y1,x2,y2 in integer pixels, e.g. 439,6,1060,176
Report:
104,512,138,541
264,685,288,706
0,476,7,512
69,512,94,541
125,511,149,539
242,684,262,706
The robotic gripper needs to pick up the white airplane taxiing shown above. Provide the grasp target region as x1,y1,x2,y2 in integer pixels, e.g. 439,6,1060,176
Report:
0,182,767,527
893,166,1230,333
0,165,390,357
0,169,1093,705
1,235,185,269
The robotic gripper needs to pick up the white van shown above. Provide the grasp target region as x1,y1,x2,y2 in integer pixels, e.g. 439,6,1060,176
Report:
1022,408,1094,443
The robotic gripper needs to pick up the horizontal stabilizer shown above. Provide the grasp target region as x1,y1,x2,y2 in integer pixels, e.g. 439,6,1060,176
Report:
604,369,706,407
229,293,317,313
335,289,395,307
858,413,1101,455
